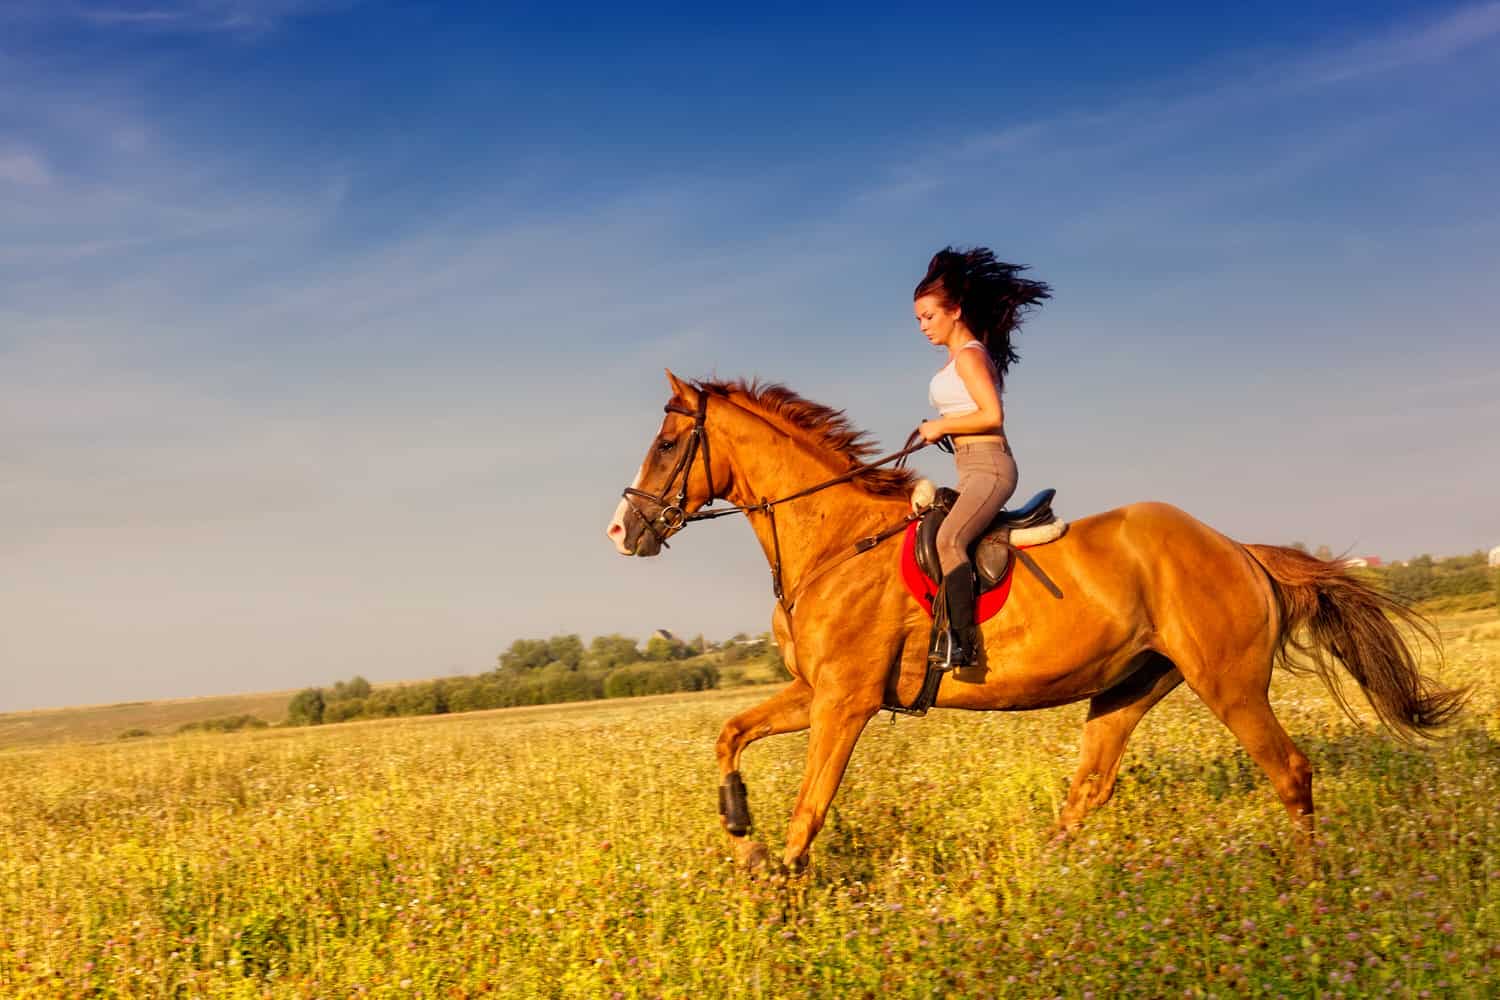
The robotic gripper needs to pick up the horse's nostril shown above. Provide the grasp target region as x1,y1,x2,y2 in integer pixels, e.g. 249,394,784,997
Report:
608,522,623,537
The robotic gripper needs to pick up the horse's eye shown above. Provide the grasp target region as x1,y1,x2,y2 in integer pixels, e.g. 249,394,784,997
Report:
658,439,676,454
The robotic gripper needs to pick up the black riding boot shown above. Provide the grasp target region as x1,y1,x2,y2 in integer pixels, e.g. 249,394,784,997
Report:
929,563,978,671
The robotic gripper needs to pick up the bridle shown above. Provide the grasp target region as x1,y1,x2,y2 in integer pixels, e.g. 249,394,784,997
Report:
620,393,725,548
619,392,933,607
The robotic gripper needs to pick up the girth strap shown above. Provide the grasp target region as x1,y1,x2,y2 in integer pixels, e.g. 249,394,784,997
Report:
1009,546,1064,599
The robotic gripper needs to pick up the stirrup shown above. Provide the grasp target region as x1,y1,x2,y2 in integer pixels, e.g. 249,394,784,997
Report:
927,628,974,672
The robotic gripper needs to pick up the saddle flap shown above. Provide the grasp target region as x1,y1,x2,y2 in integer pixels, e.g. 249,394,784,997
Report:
975,534,1012,589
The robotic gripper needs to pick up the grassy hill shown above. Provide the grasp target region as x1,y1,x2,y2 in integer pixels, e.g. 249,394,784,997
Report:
0,689,301,751
1,603,1485,752
0,649,789,751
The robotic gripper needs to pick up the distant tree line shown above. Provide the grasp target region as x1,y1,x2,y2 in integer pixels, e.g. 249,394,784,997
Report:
177,714,269,735
1290,544,1498,609
1396,554,1493,602
1361,552,1495,606
285,631,787,727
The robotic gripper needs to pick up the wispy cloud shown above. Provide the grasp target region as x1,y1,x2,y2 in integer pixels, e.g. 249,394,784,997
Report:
0,0,355,35
863,2,1500,212
0,47,347,297
0,145,50,186
1303,0,1500,85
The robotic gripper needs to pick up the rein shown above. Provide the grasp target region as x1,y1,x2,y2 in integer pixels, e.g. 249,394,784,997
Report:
621,395,932,609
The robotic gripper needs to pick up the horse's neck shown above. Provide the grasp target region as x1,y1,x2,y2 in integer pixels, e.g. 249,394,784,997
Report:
714,406,905,596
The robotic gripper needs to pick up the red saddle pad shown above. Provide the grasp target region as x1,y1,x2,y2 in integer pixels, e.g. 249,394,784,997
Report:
899,521,1017,624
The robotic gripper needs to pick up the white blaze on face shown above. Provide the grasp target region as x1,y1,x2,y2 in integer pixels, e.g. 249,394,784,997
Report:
606,468,644,554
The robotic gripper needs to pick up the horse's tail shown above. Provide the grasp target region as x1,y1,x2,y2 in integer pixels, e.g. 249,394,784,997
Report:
1243,543,1467,741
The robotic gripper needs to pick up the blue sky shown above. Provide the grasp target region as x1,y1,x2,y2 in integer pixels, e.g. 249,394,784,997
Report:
3,1,1498,711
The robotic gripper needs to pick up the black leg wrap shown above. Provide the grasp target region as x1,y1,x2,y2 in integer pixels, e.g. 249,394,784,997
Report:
718,771,752,836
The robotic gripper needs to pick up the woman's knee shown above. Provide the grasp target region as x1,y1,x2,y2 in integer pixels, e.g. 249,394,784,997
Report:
936,524,972,574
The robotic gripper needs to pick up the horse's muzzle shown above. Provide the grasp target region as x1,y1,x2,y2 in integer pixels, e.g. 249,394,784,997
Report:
612,500,667,557
632,536,663,557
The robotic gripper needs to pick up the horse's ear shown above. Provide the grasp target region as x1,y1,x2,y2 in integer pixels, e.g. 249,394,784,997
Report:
664,369,693,402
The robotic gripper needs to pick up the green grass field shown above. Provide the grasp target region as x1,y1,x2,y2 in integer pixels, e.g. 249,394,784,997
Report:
3,611,1498,998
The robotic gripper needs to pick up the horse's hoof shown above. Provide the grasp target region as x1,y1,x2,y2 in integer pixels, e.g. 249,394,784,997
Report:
780,852,809,877
735,838,771,872
1047,821,1079,848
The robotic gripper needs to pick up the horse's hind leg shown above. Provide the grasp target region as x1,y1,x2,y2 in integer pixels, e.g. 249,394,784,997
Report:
1180,653,1315,834
1057,653,1183,835
715,680,812,862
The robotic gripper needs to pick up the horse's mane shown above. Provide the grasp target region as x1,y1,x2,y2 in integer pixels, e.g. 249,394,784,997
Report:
694,378,916,498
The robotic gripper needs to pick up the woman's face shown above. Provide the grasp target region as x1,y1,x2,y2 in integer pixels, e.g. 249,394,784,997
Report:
914,293,964,348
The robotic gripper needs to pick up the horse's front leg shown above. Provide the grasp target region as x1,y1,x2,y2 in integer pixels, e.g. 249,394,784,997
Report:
782,689,881,872
714,680,813,867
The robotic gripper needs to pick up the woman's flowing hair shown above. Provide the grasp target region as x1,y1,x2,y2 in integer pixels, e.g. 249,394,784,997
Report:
914,247,1051,380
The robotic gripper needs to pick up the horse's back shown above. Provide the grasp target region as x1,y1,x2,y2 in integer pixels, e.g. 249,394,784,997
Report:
1061,500,1257,570
1005,499,1277,654
1062,500,1279,656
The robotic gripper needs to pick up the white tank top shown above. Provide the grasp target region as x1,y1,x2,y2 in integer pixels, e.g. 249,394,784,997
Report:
928,341,999,416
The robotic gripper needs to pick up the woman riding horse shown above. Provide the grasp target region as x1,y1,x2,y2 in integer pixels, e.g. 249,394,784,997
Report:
605,255,1463,874
913,247,1050,672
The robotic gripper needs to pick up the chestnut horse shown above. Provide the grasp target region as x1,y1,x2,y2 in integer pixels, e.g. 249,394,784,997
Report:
606,372,1463,871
